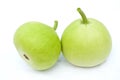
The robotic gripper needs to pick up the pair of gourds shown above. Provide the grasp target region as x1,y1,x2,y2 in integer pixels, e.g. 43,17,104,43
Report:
14,8,112,70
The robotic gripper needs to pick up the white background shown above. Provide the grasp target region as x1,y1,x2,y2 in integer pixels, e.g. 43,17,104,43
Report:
0,0,120,80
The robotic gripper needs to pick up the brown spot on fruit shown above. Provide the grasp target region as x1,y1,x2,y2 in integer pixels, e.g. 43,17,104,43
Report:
23,54,29,60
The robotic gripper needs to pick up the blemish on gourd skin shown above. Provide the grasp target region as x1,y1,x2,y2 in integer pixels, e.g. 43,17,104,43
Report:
23,54,29,60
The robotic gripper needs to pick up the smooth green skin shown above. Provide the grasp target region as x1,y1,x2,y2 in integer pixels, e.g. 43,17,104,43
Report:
14,21,61,70
61,8,112,67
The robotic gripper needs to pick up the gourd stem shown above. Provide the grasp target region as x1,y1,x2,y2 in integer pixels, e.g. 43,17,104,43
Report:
53,20,58,30
77,8,88,24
